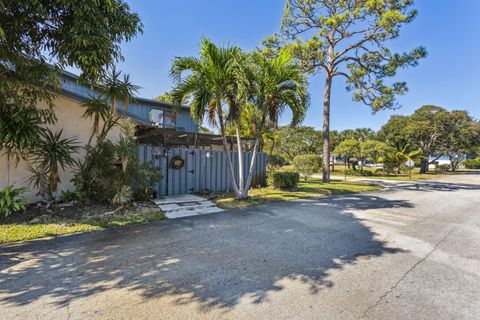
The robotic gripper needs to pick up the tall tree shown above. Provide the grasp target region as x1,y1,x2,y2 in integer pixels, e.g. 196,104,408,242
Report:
406,105,448,173
0,0,142,163
440,111,480,171
170,38,248,198
264,0,426,182
378,115,412,152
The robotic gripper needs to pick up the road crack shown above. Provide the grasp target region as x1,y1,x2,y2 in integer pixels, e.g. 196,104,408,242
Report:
360,227,456,319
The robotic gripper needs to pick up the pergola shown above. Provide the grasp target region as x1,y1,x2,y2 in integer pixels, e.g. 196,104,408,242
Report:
134,125,257,150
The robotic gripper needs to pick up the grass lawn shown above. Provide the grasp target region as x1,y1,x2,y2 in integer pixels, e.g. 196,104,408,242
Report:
331,167,478,181
214,178,382,210
0,206,166,244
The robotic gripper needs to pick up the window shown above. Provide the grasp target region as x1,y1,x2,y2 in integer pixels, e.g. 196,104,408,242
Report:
150,109,176,128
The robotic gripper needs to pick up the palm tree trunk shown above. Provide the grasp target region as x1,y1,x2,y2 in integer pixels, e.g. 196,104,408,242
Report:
217,101,241,197
322,73,333,183
242,136,262,198
235,123,244,193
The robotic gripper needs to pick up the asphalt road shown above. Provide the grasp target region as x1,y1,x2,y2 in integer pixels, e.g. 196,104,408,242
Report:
1,174,479,320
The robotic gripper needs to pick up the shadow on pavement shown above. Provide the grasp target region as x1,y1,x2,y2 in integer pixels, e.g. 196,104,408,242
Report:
0,193,411,312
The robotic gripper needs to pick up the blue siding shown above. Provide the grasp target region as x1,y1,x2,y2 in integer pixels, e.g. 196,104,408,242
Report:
59,72,198,133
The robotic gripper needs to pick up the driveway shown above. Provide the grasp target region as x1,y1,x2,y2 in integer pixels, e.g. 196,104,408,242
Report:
1,174,480,319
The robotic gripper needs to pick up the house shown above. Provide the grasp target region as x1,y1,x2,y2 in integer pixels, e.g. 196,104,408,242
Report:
0,71,266,201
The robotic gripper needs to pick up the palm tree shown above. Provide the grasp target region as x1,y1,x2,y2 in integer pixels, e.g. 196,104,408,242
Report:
28,129,79,200
82,95,111,145
103,67,140,114
170,38,248,198
242,51,308,197
386,146,424,174
171,40,308,199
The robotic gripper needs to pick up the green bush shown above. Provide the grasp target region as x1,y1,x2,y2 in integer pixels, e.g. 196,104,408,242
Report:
344,169,373,176
73,141,161,204
59,190,85,203
267,154,288,171
292,154,322,180
267,171,300,189
464,158,480,169
435,164,450,173
0,185,27,218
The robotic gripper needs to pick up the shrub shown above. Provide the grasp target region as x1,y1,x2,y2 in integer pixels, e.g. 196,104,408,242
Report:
267,154,288,171
27,129,79,200
59,190,85,203
383,158,397,175
0,185,27,218
292,154,322,180
267,171,300,189
73,140,161,204
343,169,373,176
464,158,480,169
435,164,450,173
112,185,133,205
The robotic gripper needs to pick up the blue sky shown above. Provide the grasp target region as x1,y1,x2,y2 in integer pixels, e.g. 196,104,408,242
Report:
111,0,480,131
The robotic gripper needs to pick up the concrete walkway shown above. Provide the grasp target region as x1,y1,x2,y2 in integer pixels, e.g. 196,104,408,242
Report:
154,194,223,219
1,174,479,319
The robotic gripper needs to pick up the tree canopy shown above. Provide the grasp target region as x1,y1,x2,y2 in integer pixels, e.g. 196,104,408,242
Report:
0,0,143,161
264,0,426,182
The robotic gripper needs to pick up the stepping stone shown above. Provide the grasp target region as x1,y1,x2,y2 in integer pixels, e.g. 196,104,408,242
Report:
165,206,224,219
154,194,223,219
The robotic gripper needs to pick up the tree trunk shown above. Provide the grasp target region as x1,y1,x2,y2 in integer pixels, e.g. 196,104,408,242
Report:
419,158,428,174
322,73,333,183
235,123,244,194
217,101,241,198
242,136,262,198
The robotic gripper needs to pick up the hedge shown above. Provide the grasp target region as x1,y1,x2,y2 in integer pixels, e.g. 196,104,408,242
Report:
343,169,374,176
464,158,480,169
267,171,300,189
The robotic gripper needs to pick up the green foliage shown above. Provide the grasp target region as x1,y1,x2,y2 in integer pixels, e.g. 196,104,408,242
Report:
464,158,480,169
28,129,79,200
0,0,142,159
0,185,27,218
435,164,450,174
264,0,426,182
73,139,161,204
102,67,140,114
170,39,308,198
270,126,322,162
267,171,300,190
334,140,361,158
59,190,85,203
112,185,133,205
382,158,398,175
267,154,288,171
439,111,480,171
292,154,322,180
378,115,412,151
126,163,162,201
343,169,374,177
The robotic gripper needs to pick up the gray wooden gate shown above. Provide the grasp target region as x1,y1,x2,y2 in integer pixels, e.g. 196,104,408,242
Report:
138,146,267,196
